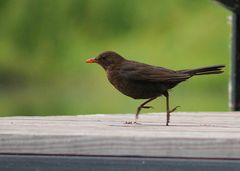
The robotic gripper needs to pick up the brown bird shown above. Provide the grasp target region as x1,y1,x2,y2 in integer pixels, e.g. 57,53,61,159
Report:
86,51,225,126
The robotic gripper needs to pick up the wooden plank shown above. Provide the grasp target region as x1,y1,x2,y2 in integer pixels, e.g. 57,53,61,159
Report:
0,112,240,158
1,155,240,171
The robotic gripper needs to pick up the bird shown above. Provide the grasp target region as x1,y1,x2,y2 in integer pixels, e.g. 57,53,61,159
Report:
86,51,225,126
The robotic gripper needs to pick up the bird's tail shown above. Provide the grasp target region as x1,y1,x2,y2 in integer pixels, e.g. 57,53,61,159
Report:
179,65,225,76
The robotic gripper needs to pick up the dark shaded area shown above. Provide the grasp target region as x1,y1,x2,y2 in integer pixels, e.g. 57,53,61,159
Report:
1,155,240,171
215,0,240,110
231,13,240,110
215,0,240,12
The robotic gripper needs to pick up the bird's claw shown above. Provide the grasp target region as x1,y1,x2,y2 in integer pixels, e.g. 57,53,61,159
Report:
125,120,141,125
166,106,180,126
142,105,153,109
169,106,180,113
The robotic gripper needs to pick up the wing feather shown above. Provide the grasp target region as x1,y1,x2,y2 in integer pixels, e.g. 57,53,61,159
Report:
120,61,191,83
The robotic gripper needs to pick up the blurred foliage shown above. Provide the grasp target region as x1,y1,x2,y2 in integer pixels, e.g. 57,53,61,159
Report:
0,0,230,116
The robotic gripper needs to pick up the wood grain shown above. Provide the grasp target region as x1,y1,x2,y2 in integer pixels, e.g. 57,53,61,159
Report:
0,112,240,158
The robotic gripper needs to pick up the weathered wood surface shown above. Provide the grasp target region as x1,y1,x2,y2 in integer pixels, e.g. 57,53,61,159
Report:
0,112,240,159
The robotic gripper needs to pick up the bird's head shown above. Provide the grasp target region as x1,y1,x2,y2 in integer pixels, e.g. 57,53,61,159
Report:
86,51,125,70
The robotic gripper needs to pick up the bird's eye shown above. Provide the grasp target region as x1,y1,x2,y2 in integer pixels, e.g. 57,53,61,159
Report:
101,56,107,60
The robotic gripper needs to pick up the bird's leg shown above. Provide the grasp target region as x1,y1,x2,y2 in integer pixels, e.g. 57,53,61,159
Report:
164,92,170,126
125,97,157,124
135,97,157,122
164,92,179,126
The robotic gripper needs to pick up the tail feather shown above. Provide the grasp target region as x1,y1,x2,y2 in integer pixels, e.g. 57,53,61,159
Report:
179,65,225,76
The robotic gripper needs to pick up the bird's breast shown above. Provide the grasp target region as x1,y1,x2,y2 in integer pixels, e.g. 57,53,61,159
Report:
107,70,127,93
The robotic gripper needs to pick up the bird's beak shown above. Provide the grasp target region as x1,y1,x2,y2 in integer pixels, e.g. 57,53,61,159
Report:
86,58,96,63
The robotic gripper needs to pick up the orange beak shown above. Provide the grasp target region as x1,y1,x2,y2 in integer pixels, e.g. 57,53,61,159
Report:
86,58,96,63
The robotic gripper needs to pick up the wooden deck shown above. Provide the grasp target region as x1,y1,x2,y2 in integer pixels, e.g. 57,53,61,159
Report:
0,112,240,159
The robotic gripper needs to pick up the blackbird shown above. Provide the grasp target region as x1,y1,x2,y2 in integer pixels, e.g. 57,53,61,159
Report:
86,51,225,126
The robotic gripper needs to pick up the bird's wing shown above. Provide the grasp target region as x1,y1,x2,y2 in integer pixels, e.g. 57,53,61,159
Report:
119,61,191,82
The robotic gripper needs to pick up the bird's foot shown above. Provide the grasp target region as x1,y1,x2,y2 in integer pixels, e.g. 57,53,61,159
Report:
169,106,180,113
166,106,180,126
142,105,153,109
124,119,141,125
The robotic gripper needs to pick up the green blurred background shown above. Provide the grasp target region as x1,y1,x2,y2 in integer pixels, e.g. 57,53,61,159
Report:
0,0,230,116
